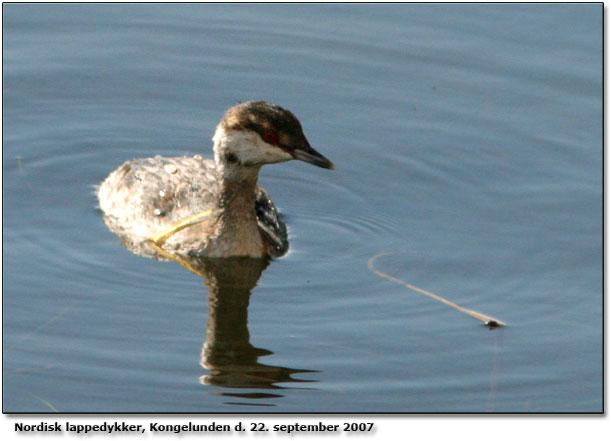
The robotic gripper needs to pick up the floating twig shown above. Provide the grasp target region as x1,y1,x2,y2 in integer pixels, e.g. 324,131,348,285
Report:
30,394,59,413
368,252,505,328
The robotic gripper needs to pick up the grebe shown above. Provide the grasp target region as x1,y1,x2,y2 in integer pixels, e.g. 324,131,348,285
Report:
97,101,334,259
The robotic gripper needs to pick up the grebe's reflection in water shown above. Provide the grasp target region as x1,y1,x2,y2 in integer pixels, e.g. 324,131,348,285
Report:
100,213,317,405
194,257,317,404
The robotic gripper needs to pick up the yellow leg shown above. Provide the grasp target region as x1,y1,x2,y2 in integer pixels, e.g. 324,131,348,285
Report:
147,209,214,246
145,209,217,277
146,240,206,277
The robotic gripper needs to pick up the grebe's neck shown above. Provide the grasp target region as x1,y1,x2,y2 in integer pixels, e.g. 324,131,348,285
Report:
212,128,263,211
207,129,265,256
216,163,261,215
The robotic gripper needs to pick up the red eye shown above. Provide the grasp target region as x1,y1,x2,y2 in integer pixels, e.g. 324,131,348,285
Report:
262,131,279,145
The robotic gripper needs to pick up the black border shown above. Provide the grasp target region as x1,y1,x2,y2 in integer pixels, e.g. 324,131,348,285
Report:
1,1,605,416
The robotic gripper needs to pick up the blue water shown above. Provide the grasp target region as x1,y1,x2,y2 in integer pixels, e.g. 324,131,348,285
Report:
2,3,602,412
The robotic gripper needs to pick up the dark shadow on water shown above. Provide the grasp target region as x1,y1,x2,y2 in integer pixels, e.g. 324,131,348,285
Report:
101,214,319,406
193,257,318,404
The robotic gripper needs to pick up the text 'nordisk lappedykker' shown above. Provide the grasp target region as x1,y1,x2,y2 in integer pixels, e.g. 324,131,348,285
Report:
14,421,233,434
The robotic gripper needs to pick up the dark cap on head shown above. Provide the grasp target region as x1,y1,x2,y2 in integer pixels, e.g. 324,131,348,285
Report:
219,101,335,170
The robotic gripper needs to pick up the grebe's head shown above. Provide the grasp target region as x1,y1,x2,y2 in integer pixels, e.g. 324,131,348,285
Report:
212,101,335,170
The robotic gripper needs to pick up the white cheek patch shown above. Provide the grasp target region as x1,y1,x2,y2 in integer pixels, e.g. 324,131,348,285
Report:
215,128,293,166
252,142,293,164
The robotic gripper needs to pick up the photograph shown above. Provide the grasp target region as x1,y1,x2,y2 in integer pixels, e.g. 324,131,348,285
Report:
2,1,603,422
